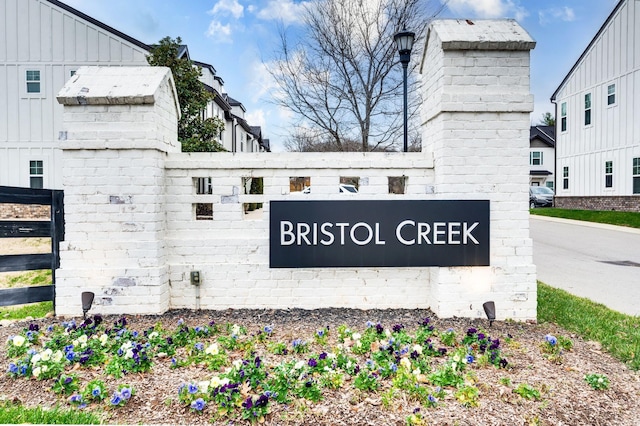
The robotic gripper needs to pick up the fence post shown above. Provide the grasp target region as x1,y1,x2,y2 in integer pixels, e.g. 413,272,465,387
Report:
55,66,180,316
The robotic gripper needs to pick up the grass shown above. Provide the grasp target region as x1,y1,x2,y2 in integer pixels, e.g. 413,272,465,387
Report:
0,270,52,288
530,208,640,229
0,401,101,424
0,301,53,320
537,281,640,370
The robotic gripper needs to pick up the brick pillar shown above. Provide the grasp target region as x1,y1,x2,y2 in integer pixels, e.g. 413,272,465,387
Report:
421,20,537,320
55,66,180,316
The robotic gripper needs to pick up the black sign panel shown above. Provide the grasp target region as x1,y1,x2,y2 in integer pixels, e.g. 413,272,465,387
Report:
269,200,489,268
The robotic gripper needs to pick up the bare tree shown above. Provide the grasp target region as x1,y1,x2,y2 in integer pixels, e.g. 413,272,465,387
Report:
268,0,446,152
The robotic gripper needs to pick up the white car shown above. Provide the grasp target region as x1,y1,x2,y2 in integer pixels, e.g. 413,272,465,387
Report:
301,184,359,194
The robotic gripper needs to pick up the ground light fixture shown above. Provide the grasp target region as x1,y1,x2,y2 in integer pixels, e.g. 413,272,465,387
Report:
393,27,415,153
81,291,95,319
483,301,496,327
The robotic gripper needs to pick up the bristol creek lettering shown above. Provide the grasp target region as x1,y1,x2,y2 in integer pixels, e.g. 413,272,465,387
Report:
279,220,480,246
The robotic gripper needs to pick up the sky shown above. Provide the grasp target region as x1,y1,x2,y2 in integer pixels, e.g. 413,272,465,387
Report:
62,0,621,151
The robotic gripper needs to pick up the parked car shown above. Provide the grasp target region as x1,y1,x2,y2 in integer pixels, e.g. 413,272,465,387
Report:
529,186,554,208
301,184,359,194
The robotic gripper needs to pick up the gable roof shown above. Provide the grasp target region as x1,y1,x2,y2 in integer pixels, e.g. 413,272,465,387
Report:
45,0,151,52
530,125,555,148
550,0,626,101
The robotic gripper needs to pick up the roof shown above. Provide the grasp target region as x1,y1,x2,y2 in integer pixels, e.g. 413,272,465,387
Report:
202,84,231,111
530,125,555,148
193,60,216,75
551,0,626,101
225,95,246,113
261,138,271,152
530,170,553,176
45,0,150,52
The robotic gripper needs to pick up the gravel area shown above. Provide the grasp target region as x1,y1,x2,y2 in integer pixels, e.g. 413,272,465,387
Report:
1,308,640,425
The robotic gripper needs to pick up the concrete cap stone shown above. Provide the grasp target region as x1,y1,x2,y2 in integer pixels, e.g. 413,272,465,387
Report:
426,18,535,51
56,66,179,109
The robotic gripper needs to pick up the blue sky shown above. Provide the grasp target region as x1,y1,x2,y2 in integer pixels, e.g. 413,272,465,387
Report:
63,0,621,151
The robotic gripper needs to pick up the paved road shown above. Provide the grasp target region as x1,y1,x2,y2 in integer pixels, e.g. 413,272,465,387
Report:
530,215,640,316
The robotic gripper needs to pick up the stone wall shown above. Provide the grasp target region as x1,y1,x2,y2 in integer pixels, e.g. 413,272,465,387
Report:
554,196,640,212
53,20,538,321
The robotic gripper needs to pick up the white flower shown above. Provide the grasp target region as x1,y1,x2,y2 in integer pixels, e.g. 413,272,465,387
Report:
12,335,25,347
327,353,337,360
52,350,63,363
31,353,41,364
210,376,223,388
453,354,461,363
233,359,243,369
355,340,362,348
148,331,159,340
412,344,423,355
198,381,210,394
99,334,108,346
294,360,305,370
121,341,133,351
125,349,134,359
385,329,392,337
40,349,52,362
32,367,41,378
205,343,219,355
352,333,361,341
231,324,241,336
78,335,88,346
412,368,421,376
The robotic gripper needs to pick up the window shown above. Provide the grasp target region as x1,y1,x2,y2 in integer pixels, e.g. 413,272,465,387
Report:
607,84,616,105
546,181,554,190
26,70,41,93
605,161,613,188
584,93,591,126
560,102,567,132
563,166,569,190
29,160,43,189
530,151,543,166
633,158,640,194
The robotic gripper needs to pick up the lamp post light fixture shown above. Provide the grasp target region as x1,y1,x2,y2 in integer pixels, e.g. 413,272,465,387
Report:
394,28,415,152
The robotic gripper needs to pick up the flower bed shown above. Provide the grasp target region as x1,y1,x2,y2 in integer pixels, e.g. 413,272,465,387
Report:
1,308,639,425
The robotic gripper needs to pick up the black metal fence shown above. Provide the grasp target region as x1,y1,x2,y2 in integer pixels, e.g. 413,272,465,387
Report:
0,186,64,311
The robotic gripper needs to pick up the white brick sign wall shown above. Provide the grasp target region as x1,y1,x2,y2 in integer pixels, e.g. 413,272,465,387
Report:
55,20,537,321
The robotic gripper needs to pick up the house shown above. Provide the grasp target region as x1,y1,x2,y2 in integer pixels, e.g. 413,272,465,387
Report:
551,0,640,211
529,126,555,189
0,0,267,191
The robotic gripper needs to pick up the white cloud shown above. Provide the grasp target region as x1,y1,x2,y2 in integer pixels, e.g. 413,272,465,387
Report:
256,0,310,25
246,109,267,128
446,0,528,21
205,20,233,43
209,0,244,19
538,7,575,26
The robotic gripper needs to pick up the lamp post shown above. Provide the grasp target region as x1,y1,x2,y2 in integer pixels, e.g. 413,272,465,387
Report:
394,28,415,152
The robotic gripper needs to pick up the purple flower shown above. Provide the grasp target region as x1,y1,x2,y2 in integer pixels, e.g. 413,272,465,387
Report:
110,392,122,406
28,324,39,332
194,342,204,351
319,352,327,360
242,396,253,409
191,398,206,411
499,358,509,368
92,387,101,397
437,348,447,356
390,363,398,372
375,323,384,334
466,354,475,363
8,363,18,374
466,327,477,336
316,330,325,338
264,325,273,334
477,333,486,341
545,335,557,346
392,324,404,333
419,317,431,327
120,387,132,400
410,350,419,360
255,394,269,407
64,376,73,385
70,394,83,404
188,383,198,394
428,395,437,403
254,356,262,368
308,358,318,368
413,407,421,414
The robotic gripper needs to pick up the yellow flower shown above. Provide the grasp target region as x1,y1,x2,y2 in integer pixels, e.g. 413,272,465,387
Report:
12,335,25,347
400,358,412,370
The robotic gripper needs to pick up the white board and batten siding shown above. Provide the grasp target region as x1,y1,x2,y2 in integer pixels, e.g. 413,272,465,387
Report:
553,0,640,196
0,0,149,189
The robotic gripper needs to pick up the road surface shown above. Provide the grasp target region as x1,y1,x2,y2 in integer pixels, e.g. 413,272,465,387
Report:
530,215,640,316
